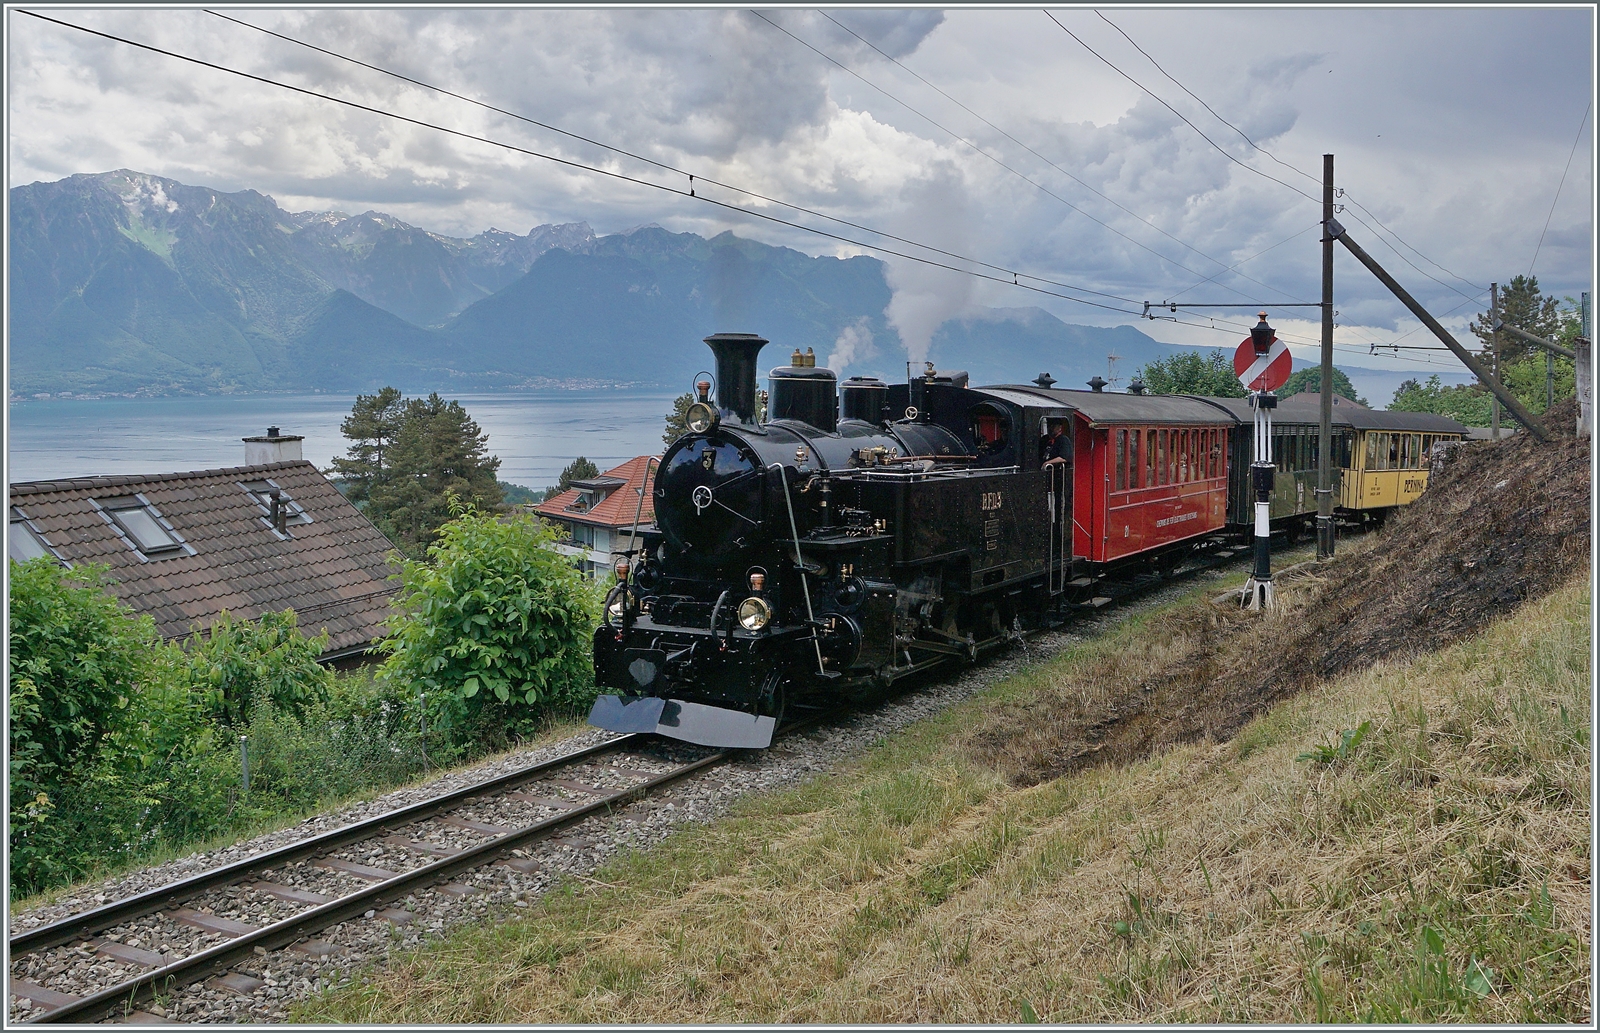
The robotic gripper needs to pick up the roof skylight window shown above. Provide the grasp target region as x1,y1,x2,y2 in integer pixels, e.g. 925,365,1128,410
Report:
98,497,183,555
8,508,60,565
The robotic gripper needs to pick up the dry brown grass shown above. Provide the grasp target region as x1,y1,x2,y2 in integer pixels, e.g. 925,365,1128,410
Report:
300,574,1591,1025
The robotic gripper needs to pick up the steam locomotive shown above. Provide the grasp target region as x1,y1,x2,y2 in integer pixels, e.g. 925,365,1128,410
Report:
587,332,1466,748
589,332,1260,748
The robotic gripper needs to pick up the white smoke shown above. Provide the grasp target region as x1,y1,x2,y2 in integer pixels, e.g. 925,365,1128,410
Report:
826,316,875,373
882,163,977,366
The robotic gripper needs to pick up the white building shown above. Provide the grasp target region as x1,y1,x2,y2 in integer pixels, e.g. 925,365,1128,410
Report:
533,455,657,580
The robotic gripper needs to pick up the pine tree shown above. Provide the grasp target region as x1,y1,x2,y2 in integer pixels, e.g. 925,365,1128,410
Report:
1470,275,1561,364
329,387,404,504
542,457,600,501
336,391,503,556
662,392,693,447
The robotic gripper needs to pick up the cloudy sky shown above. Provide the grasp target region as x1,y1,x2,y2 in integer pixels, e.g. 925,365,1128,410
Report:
8,6,1595,380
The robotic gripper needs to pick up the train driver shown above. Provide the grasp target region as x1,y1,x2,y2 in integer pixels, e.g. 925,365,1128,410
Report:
1041,418,1071,466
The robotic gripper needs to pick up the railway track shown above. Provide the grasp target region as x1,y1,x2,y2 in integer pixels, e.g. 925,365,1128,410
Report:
7,725,823,1025
7,536,1309,1025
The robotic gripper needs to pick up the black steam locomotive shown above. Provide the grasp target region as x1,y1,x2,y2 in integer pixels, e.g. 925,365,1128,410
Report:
588,332,1238,748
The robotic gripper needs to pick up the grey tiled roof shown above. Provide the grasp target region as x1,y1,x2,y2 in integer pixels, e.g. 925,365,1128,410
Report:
9,461,400,659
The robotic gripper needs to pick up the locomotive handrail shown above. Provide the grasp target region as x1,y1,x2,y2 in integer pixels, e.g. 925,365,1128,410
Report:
769,463,827,676
622,455,661,596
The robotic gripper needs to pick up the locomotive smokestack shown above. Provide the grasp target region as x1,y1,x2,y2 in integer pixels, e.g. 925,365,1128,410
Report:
703,332,768,424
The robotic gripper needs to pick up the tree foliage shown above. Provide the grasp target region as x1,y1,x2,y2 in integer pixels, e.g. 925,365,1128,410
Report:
1389,376,1498,427
1279,366,1368,406
1470,275,1562,364
330,386,404,506
377,499,600,743
542,456,600,502
179,610,335,727
7,559,161,772
663,392,694,447
1135,349,1246,397
333,389,503,556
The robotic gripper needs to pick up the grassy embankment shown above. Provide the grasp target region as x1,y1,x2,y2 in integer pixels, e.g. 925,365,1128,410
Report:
300,569,1591,1024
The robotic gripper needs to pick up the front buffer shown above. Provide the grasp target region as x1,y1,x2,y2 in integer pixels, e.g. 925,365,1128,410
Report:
587,694,777,749
589,623,794,749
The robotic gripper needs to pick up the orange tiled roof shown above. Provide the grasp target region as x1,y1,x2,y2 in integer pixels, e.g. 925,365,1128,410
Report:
534,455,658,530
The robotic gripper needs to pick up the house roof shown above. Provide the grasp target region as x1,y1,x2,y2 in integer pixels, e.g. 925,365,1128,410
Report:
534,455,658,530
8,460,399,659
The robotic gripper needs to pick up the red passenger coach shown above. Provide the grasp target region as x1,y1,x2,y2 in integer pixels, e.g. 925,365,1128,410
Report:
992,386,1233,566
1073,403,1231,562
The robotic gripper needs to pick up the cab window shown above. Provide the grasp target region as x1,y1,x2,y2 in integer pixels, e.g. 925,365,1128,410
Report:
971,404,1011,455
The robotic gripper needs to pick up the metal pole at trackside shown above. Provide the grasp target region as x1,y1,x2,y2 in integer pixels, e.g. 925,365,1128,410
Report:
1316,153,1336,561
1327,220,1551,442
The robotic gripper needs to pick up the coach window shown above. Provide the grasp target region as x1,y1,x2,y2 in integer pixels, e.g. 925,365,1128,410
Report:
1146,430,1157,486
1157,430,1168,485
1210,429,1220,478
1115,430,1127,491
1129,430,1142,487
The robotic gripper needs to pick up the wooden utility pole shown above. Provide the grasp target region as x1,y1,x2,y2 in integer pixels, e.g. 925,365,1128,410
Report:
1316,153,1335,560
1328,220,1550,442
1490,282,1500,439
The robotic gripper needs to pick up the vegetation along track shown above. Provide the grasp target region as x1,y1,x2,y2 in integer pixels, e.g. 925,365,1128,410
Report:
7,535,1296,1024
7,729,775,1024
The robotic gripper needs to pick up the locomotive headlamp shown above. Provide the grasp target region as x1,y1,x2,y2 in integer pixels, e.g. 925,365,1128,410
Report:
737,595,773,632
614,558,630,581
685,401,718,434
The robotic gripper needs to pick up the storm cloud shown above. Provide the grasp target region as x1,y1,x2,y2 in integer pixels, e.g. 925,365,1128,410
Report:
6,7,1594,379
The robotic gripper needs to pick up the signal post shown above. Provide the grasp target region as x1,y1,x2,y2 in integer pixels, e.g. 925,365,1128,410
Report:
1235,312,1291,610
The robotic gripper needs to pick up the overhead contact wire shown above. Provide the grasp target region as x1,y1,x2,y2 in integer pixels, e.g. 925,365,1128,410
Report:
203,10,1129,306
748,9,1266,301
1090,10,1490,301
18,9,1144,317
1044,10,1320,206
816,9,1308,305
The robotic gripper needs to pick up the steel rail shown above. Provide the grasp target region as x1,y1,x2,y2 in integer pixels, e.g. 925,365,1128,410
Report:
9,734,641,956
27,746,733,1025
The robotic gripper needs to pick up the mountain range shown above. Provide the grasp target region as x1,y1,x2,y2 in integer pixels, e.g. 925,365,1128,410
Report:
10,170,1424,401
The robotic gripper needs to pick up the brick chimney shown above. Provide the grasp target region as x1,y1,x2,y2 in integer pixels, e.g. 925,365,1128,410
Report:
242,426,304,466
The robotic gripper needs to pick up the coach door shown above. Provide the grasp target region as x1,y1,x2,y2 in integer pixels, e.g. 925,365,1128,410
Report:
1042,416,1072,593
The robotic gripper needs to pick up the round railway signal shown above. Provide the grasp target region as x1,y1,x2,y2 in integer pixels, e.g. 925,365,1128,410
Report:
1234,311,1291,392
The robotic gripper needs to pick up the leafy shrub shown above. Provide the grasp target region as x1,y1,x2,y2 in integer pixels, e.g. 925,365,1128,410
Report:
378,499,600,743
7,559,160,770
179,609,336,725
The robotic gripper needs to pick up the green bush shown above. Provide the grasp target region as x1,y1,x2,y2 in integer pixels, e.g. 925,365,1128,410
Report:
7,559,160,770
180,609,336,726
378,499,600,744
6,559,437,898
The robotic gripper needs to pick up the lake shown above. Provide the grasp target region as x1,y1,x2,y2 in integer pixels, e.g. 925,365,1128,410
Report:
5,390,681,490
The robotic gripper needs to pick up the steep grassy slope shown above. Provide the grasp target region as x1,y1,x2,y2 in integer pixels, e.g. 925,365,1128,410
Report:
298,576,1590,1024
